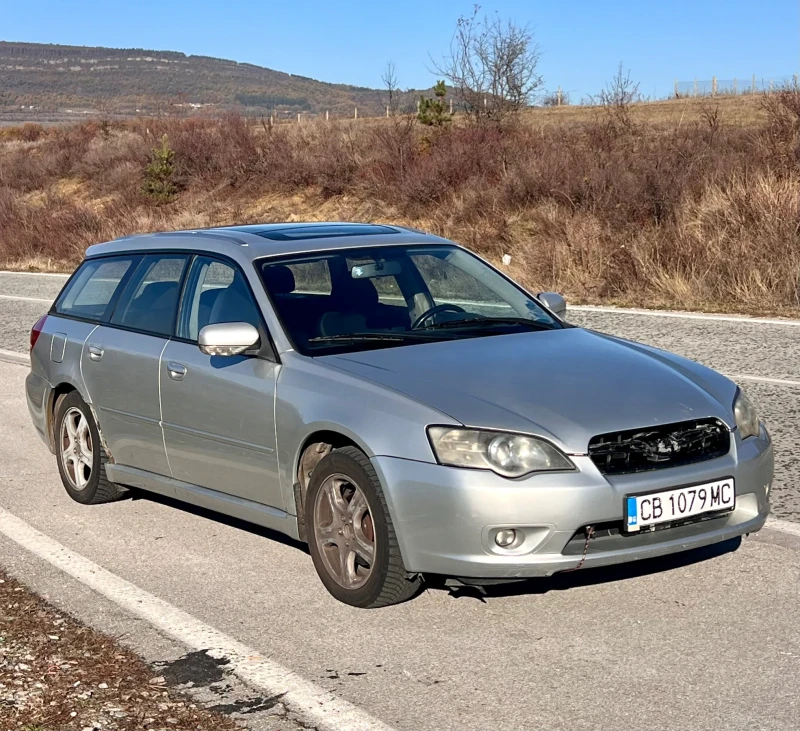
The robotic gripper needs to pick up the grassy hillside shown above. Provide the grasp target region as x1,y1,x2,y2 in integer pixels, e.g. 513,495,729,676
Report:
1,90,799,316
0,41,423,119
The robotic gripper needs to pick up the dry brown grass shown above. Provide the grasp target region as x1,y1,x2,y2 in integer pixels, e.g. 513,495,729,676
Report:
526,94,767,128
1,91,799,316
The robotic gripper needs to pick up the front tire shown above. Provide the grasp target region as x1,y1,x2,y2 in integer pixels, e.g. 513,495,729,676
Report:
305,446,421,608
54,392,126,505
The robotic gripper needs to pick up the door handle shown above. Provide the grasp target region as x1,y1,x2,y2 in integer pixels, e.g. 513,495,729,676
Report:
167,362,187,381
88,345,104,361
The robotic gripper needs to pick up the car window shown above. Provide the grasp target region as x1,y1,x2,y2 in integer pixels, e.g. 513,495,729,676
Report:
282,259,332,295
258,245,560,356
410,253,516,318
53,257,136,322
178,257,262,341
346,254,404,306
111,254,188,336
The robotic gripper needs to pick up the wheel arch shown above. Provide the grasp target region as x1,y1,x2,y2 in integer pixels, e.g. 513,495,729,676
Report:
292,425,375,541
47,380,111,463
47,381,82,451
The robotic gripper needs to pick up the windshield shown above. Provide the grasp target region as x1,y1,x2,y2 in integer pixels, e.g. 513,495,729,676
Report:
257,244,562,354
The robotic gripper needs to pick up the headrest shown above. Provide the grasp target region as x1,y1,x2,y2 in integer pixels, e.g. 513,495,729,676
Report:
263,265,296,295
331,277,379,310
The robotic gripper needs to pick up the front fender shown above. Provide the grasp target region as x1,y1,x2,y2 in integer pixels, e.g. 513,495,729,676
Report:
274,352,452,515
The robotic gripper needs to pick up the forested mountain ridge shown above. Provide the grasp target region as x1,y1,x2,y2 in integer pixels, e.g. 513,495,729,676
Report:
0,41,420,117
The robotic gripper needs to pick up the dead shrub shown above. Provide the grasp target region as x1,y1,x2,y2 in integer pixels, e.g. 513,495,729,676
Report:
1,109,799,313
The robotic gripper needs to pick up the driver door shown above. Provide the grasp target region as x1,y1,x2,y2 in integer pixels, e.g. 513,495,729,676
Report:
159,255,283,510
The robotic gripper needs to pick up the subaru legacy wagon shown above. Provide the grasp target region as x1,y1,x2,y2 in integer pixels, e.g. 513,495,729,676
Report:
26,223,773,607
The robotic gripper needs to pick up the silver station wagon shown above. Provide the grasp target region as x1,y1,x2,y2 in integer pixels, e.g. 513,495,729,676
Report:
26,223,773,607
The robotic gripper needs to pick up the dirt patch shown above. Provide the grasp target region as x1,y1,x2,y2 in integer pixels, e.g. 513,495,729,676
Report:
153,651,230,688
0,569,242,730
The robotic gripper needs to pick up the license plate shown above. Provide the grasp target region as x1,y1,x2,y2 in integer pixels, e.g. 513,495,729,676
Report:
625,478,735,532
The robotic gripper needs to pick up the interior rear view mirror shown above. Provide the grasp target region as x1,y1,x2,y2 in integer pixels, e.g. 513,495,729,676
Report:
351,260,402,279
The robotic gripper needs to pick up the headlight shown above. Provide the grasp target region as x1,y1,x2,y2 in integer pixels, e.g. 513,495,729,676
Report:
427,426,575,478
733,389,760,439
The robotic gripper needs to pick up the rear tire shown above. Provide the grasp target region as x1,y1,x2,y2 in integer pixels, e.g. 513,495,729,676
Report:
54,392,127,505
305,446,421,608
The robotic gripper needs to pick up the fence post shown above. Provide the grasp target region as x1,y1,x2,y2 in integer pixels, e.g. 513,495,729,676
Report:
325,110,329,121
711,76,717,97
354,107,358,120
752,74,756,93
386,105,389,117
693,78,698,97
674,79,678,97
416,99,420,113
557,86,562,106
733,77,737,94
449,98,453,114
297,113,301,123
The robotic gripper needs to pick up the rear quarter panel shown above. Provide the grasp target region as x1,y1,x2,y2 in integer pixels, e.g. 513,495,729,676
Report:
29,316,98,448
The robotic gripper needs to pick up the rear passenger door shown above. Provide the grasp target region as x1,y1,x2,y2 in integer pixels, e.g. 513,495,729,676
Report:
160,256,283,509
81,253,188,476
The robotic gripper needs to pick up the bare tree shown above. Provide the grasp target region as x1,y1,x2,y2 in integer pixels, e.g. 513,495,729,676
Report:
375,61,417,182
382,61,400,116
433,6,543,125
597,63,641,132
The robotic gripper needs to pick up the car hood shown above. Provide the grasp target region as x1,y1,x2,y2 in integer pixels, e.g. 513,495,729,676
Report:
322,328,738,454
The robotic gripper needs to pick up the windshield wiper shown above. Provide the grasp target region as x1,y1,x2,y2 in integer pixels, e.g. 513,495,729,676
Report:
418,317,556,332
308,332,447,344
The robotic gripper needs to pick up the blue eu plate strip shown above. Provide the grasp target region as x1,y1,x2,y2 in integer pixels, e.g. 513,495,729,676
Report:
626,497,638,527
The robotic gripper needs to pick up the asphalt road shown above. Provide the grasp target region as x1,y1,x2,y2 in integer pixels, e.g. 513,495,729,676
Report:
1,270,800,731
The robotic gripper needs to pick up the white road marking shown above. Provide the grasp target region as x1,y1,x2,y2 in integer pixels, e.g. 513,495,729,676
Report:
766,517,800,538
0,505,394,731
0,348,28,366
0,272,799,325
0,270,68,277
727,374,800,388
570,305,800,327
0,294,53,304
3,342,800,389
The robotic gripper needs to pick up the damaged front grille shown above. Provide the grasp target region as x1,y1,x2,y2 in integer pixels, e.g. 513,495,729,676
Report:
588,418,730,475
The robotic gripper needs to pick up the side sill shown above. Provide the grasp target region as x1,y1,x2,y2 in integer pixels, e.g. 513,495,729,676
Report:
105,464,300,541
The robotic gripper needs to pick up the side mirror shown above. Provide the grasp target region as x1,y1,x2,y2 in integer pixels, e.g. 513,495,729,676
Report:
198,322,260,356
537,292,567,318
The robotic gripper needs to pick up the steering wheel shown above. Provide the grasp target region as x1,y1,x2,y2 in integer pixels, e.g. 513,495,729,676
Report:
411,303,467,329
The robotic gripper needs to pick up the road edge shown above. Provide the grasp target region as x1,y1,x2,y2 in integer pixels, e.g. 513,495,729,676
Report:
0,348,28,366
0,505,395,731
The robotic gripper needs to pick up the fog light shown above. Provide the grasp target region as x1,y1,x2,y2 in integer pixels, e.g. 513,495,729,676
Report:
495,529,517,548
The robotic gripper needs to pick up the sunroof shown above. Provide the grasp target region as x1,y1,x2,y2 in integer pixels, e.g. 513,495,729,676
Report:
236,224,399,241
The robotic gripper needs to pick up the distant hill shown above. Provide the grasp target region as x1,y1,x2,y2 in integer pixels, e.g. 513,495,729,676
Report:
0,41,424,120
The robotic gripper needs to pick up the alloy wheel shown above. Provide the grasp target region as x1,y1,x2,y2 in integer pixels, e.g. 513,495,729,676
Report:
313,473,376,590
60,407,93,490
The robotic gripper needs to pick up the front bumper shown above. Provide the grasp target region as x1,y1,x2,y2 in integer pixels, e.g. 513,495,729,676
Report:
372,427,773,578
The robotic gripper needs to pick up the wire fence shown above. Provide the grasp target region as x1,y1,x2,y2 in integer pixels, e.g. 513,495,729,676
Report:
675,75,798,98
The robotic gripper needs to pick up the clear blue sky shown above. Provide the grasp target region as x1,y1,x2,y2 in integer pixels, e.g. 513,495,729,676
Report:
2,0,798,99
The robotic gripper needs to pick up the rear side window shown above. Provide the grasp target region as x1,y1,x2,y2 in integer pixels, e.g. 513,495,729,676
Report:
111,254,188,337
53,257,135,321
